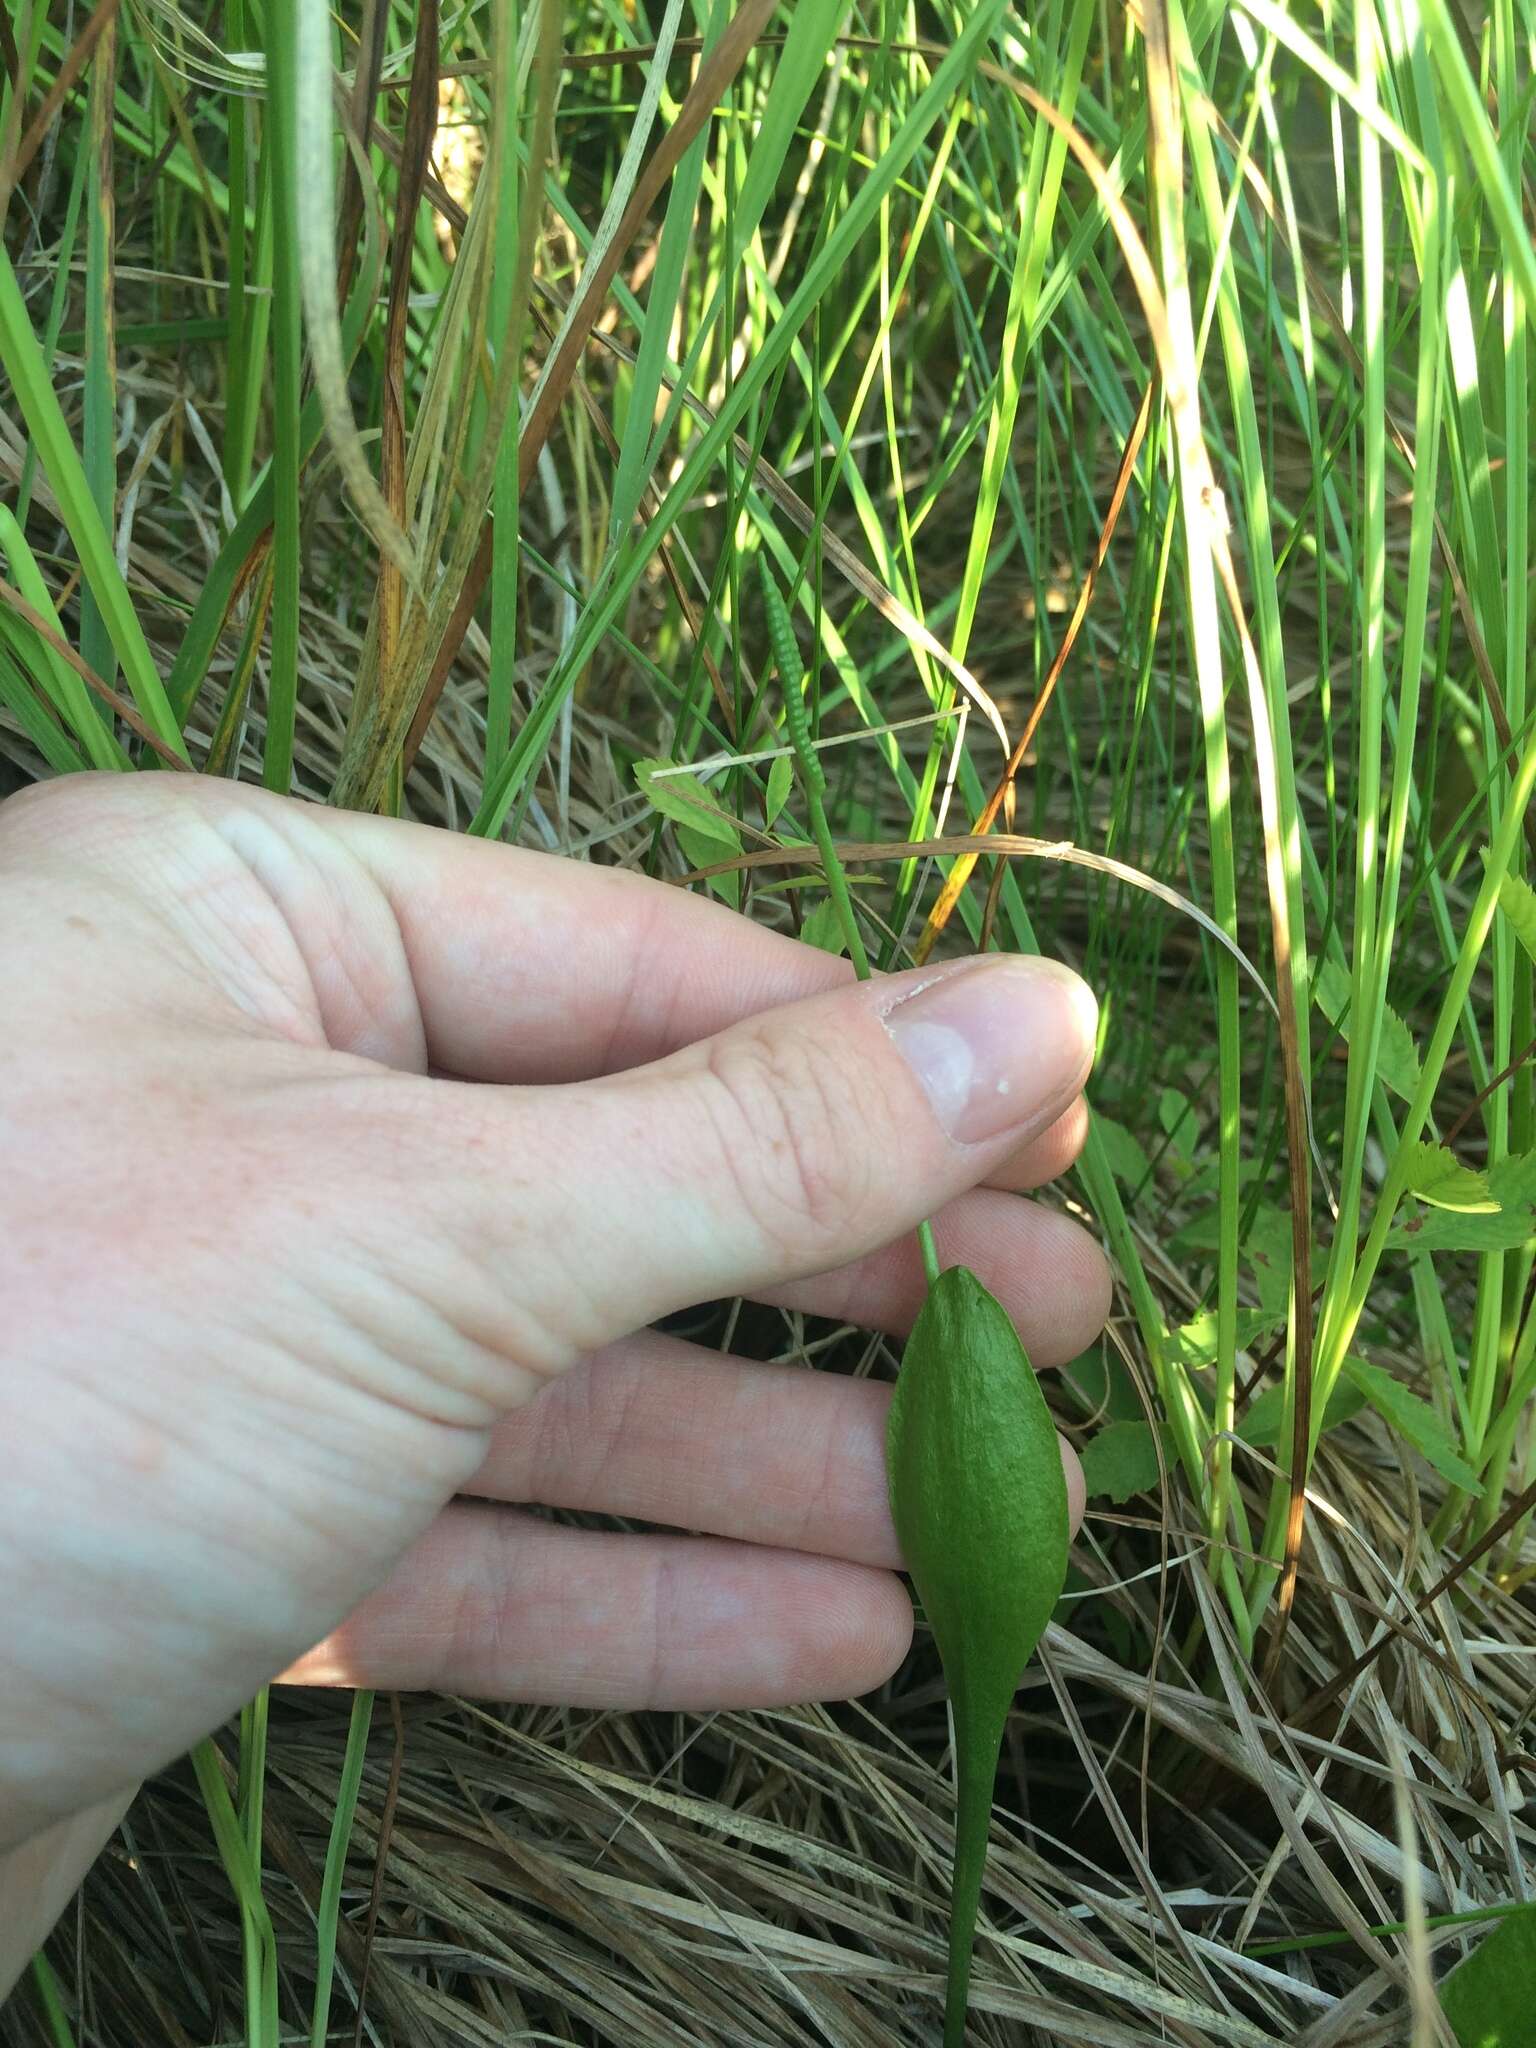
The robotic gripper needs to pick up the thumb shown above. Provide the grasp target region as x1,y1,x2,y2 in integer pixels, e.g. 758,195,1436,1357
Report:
404,955,1098,1399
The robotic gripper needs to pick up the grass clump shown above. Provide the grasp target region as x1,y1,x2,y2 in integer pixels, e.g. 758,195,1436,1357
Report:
3,0,1536,2043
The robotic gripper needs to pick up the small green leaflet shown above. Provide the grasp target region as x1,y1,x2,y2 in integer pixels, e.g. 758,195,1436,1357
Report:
1165,1307,1284,1369
764,750,795,827
676,824,740,909
1391,1205,1535,1254
1063,1345,1144,1424
1311,956,1423,1102
1092,1113,1150,1188
1490,1149,1536,1208
887,1266,1070,2048
634,759,741,910
1439,1901,1536,2046
1239,1377,1365,1449
1485,854,1536,971
634,757,743,852
1389,1144,1536,1252
1341,1356,1482,1492
1158,1086,1198,1162
1400,1141,1498,1213
1078,1419,1166,1502
800,898,847,956
1244,1207,1296,1317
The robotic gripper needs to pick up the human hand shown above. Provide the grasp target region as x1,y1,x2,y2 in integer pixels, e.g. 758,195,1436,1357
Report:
0,774,1107,1860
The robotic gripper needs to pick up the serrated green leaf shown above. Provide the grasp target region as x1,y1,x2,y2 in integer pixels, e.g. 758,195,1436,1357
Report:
1166,1308,1284,1369
1078,1419,1165,1502
1390,1204,1535,1254
1239,1377,1366,1448
1490,1150,1536,1208
1491,861,1536,971
887,1266,1069,2048
634,758,743,852
1311,956,1423,1101
1093,1113,1150,1187
764,751,795,827
800,898,847,956
1440,1901,1536,2046
1342,1357,1482,1492
1401,1141,1498,1213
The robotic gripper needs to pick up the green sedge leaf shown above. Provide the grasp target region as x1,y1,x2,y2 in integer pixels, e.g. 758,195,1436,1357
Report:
800,899,847,956
887,1266,1069,2048
634,758,743,852
1341,1357,1482,1492
1078,1419,1166,1502
764,750,795,827
1440,1902,1536,2046
1400,1141,1498,1213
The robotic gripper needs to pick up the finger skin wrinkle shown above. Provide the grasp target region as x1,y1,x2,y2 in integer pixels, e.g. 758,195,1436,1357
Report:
698,1021,879,1265
211,805,428,1069
521,1348,647,1507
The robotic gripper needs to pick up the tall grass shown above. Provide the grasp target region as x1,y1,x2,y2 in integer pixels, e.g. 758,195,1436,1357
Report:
3,0,1535,2039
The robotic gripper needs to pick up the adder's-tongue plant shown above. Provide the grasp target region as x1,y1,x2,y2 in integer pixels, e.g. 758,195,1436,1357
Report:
761,557,1073,2044
885,1269,1070,2045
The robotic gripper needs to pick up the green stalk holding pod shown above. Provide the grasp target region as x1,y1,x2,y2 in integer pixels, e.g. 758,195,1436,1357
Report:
761,555,1072,2042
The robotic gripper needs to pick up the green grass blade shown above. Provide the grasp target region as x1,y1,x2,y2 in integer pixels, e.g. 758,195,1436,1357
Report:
0,244,187,756
309,1688,375,2048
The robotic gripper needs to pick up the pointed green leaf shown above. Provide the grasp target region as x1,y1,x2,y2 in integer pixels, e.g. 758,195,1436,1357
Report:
1440,1901,1536,2046
1489,861,1536,970
1342,1357,1482,1492
1401,1141,1498,1213
764,751,795,828
887,1266,1069,2048
675,823,740,911
800,899,847,956
635,758,743,853
1078,1419,1165,1502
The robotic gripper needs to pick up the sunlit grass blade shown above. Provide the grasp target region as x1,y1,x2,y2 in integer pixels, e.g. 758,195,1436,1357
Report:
0,245,186,756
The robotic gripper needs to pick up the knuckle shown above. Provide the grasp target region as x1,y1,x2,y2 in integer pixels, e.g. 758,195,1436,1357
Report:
701,1021,878,1259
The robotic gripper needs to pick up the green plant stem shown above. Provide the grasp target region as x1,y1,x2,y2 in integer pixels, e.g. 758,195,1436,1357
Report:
943,1701,1005,2048
310,1688,375,2048
29,1954,77,2048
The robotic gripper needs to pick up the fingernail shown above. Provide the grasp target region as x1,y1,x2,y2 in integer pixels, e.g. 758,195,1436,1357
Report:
882,958,1098,1146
